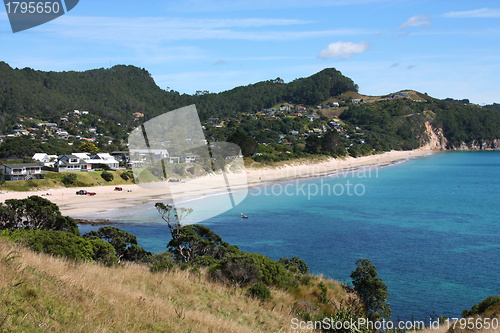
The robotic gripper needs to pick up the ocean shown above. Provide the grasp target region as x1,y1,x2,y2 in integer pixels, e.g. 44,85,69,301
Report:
79,151,500,321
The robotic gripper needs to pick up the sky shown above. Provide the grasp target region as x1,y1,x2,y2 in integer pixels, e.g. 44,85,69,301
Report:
1,0,500,104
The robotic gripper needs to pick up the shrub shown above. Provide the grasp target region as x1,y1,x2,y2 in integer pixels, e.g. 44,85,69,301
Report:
208,252,295,288
1,229,119,265
462,296,500,317
148,252,175,273
190,255,220,267
87,238,119,266
61,173,78,185
101,170,114,182
247,253,295,288
278,256,309,274
208,253,260,286
120,170,134,181
5,229,93,261
247,282,271,301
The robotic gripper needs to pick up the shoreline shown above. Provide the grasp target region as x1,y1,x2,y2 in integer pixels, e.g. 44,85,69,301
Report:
1,149,435,218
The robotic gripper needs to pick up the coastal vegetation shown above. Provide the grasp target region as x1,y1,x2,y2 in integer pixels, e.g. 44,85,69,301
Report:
0,197,498,331
1,62,499,170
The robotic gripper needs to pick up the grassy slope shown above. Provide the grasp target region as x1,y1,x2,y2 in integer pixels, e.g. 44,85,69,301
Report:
1,170,135,192
0,238,350,332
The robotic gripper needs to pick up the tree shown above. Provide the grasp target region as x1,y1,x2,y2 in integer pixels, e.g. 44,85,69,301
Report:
321,130,345,157
0,196,79,235
78,141,99,154
155,203,238,263
83,226,150,262
350,258,391,320
227,130,259,156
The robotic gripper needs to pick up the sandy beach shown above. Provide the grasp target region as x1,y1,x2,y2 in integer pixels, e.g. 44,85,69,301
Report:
0,149,434,217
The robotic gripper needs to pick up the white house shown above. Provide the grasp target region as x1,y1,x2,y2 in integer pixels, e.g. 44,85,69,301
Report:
179,153,199,164
32,153,58,167
87,153,120,169
1,163,44,180
55,155,91,172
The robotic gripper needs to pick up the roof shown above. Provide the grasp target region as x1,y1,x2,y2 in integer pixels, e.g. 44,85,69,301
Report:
2,163,41,169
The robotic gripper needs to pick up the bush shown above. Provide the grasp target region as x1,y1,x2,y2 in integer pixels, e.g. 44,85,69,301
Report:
148,252,175,273
120,170,134,181
208,253,260,286
101,170,114,182
278,256,309,274
247,282,271,301
87,237,119,266
462,296,500,317
247,253,295,288
61,173,78,185
208,252,295,288
190,255,220,267
4,229,93,262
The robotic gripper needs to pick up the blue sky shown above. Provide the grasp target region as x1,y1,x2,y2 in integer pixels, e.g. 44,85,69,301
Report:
1,0,500,104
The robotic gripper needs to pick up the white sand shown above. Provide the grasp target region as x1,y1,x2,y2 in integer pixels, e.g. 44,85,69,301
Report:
0,149,434,217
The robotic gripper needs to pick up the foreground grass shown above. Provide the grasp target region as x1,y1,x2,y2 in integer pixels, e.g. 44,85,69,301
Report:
0,238,352,332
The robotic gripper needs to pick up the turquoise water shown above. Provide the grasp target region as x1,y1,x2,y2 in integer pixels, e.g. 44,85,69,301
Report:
79,151,500,320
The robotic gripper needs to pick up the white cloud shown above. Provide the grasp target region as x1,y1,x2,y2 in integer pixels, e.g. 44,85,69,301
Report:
318,41,369,59
399,15,431,29
444,8,500,18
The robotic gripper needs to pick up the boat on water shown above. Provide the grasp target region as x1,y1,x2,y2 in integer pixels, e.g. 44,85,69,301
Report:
241,213,248,219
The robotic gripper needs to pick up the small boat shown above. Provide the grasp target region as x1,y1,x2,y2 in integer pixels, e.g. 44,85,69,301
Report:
241,213,248,219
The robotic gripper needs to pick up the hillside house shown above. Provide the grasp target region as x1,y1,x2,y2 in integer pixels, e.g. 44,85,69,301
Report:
180,153,200,164
1,163,44,180
87,153,120,169
55,155,91,172
32,153,58,167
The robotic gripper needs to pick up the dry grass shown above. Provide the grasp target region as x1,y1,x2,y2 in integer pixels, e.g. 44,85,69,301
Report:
0,238,354,332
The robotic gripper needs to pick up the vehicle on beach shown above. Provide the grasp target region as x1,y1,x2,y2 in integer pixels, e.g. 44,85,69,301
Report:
87,192,96,196
76,190,87,195
114,187,123,191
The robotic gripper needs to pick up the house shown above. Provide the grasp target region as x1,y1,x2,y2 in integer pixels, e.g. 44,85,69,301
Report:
55,155,91,172
332,102,340,107
179,153,200,164
87,153,120,169
1,163,44,180
32,153,58,167
111,151,130,163
352,99,361,103
13,129,29,136
290,130,299,136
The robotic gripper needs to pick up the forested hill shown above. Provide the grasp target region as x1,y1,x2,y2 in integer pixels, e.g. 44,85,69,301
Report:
0,62,356,131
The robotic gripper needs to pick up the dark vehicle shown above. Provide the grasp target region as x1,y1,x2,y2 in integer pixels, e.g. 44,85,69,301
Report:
76,190,87,195
114,187,123,191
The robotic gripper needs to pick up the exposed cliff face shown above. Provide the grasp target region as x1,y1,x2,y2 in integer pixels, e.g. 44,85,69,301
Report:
448,139,500,151
422,121,447,150
422,121,500,151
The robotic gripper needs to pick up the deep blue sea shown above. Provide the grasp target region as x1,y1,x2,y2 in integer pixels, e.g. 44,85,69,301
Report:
79,151,500,321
